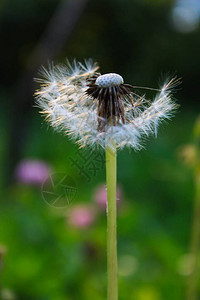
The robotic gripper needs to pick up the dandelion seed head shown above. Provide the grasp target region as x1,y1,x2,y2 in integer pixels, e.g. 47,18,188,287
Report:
95,73,124,88
35,59,179,150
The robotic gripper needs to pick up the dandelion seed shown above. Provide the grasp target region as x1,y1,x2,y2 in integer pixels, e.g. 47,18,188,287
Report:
35,60,179,150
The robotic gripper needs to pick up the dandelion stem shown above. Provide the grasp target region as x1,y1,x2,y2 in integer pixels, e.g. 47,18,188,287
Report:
187,172,200,300
187,117,200,300
106,142,118,300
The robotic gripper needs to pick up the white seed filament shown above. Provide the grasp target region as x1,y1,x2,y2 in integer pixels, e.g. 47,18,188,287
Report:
95,73,124,88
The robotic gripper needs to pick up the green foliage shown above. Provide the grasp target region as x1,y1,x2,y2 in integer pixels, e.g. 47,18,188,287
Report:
0,110,198,299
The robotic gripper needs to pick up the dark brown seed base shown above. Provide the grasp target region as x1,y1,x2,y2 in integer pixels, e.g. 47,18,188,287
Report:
86,75,132,132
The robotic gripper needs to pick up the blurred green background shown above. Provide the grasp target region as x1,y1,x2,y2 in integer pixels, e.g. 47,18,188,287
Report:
0,0,200,299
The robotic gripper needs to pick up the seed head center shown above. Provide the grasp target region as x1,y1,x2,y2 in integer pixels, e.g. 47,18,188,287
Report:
95,73,124,88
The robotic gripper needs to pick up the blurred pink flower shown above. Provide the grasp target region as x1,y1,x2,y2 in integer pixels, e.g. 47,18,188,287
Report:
67,205,95,229
15,159,51,186
94,184,123,210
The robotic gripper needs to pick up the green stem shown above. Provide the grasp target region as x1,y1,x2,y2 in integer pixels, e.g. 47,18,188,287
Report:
187,117,200,300
187,171,200,300
106,143,118,300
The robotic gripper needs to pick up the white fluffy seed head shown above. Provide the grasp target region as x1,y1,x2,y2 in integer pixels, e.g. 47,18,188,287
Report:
35,60,178,150
95,73,124,88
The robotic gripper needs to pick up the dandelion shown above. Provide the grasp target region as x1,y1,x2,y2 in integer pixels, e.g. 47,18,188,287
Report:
35,60,178,150
35,59,179,300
